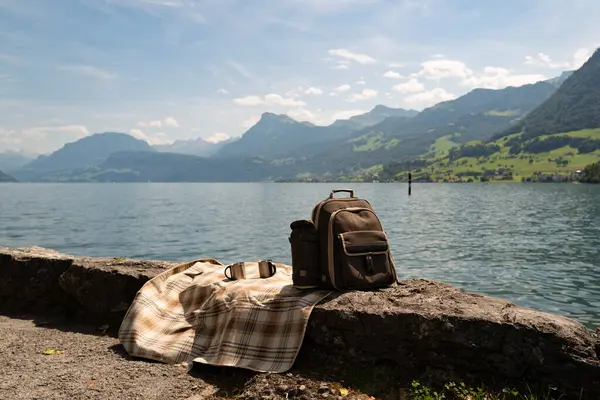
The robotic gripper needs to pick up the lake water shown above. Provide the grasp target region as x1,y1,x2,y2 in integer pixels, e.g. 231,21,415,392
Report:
1,182,599,329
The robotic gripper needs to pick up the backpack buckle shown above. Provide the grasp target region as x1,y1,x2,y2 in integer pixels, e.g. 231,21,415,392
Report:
365,255,374,274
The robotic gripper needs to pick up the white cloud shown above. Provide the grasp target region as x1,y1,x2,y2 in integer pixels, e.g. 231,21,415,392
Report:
206,132,230,143
264,93,306,106
129,128,149,141
305,86,323,95
328,48,376,65
524,52,568,69
129,128,172,145
388,62,405,68
462,66,546,89
334,84,351,92
524,48,594,70
392,78,425,93
58,64,116,80
136,117,180,128
164,117,180,127
137,120,162,127
233,94,306,107
285,86,304,98
287,108,318,122
150,132,172,145
233,96,264,106
412,55,548,90
217,88,229,94
347,88,378,102
383,70,403,79
418,58,474,80
404,88,456,108
332,63,349,70
355,79,366,85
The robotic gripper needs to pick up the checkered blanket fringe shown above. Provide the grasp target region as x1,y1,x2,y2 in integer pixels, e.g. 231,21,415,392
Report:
118,258,332,373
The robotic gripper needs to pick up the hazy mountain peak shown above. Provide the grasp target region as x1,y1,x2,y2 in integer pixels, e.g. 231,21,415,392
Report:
259,112,297,124
544,70,575,87
371,104,397,112
12,131,155,181
154,135,228,157
330,105,419,130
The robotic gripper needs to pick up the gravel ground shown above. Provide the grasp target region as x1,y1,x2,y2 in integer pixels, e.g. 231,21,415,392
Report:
0,315,219,400
0,314,405,400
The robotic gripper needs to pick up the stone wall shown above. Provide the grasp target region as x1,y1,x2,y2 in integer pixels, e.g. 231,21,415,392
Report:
1,246,599,398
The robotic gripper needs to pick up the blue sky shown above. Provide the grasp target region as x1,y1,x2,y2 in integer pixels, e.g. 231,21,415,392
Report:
0,0,599,154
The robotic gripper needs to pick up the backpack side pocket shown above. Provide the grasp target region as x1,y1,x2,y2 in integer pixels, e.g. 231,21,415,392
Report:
289,219,321,289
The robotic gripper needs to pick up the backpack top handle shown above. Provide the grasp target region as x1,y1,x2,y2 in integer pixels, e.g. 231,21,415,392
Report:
329,189,354,198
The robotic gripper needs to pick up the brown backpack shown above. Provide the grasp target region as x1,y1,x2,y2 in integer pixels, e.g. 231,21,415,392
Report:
290,189,398,291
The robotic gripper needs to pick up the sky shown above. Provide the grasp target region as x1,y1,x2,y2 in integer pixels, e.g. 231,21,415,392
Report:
0,0,599,155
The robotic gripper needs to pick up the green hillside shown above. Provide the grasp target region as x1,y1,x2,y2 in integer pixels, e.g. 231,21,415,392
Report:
379,128,600,182
375,47,600,183
495,48,600,141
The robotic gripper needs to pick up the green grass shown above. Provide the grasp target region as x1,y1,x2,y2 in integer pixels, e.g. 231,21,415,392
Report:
353,133,383,151
365,164,384,174
353,133,401,152
430,134,461,156
538,128,600,140
385,137,400,149
408,380,583,400
350,128,600,182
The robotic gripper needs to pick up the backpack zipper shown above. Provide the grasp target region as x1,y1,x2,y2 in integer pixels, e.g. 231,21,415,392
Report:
313,197,366,228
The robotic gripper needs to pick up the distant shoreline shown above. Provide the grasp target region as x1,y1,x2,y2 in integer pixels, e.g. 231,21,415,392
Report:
2,180,596,184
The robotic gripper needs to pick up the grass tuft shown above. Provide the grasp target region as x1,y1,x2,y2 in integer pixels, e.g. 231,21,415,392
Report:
408,380,583,400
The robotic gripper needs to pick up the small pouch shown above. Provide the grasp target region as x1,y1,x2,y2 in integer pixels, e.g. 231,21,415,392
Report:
289,219,321,289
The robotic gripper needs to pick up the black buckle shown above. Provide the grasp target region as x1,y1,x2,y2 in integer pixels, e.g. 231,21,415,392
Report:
365,255,374,274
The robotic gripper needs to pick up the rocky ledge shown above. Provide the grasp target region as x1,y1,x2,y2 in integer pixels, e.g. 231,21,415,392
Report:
1,246,599,399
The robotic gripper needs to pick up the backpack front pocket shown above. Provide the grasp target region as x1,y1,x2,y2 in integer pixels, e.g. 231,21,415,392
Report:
336,230,395,289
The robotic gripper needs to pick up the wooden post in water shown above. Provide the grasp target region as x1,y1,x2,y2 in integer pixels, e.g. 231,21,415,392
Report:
408,171,412,196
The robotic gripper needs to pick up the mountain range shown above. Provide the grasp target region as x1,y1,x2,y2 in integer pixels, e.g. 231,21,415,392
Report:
154,136,230,157
382,48,600,182
0,169,17,182
0,151,36,172
11,132,155,182
5,48,600,183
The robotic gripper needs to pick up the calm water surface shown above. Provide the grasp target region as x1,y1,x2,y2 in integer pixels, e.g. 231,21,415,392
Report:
1,182,599,329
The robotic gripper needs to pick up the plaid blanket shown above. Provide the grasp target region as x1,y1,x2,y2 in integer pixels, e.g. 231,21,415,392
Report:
118,259,332,373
